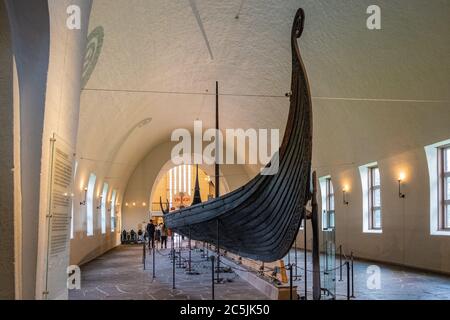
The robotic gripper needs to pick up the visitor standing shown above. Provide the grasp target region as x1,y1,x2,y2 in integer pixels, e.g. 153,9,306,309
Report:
146,220,155,249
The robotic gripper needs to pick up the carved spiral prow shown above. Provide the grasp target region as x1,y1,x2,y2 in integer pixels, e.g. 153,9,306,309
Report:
293,8,305,39
159,196,169,214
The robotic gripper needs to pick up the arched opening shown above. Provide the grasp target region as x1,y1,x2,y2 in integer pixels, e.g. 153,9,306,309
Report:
149,165,215,224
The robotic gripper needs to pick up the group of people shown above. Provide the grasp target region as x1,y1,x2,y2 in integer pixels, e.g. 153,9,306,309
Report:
121,220,170,248
146,220,169,249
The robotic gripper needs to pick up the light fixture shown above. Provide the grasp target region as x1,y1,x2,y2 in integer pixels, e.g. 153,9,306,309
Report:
142,202,146,207
125,202,129,207
398,173,406,198
80,188,87,205
132,202,136,207
343,186,349,205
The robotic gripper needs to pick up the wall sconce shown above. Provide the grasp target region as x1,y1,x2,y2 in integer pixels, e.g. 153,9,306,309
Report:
125,202,129,207
80,188,87,205
398,173,406,198
132,202,136,207
342,186,349,205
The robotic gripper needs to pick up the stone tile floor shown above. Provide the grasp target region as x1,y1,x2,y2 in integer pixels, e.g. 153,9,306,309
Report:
284,249,450,300
69,244,268,300
70,243,450,300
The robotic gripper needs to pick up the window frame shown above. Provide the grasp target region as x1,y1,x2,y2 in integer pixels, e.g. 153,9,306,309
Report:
325,178,335,230
111,190,117,233
101,183,108,234
86,173,97,236
368,166,382,230
439,146,450,230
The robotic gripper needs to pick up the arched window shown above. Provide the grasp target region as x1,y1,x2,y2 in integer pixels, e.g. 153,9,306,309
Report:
86,173,97,236
101,183,108,234
319,176,335,230
111,190,117,232
151,165,212,211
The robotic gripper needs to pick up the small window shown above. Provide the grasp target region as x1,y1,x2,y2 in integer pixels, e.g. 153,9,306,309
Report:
319,176,334,230
425,139,450,236
369,166,382,230
101,183,108,234
325,178,335,229
86,173,97,236
111,190,117,232
439,146,450,230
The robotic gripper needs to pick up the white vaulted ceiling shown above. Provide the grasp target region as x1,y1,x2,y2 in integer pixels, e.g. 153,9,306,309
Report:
76,0,450,194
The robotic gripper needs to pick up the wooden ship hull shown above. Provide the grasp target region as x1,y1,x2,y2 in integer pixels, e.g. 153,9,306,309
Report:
164,8,313,263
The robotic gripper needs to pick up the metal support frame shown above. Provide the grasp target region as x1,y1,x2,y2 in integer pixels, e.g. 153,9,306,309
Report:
351,252,355,298
142,241,146,270
172,235,176,289
211,255,216,300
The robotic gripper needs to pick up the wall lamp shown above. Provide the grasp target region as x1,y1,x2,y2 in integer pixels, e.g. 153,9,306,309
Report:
80,188,87,205
398,173,406,198
342,186,349,205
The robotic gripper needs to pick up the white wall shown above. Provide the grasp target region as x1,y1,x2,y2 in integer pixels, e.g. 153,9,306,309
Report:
34,0,93,299
295,144,450,274
6,0,51,299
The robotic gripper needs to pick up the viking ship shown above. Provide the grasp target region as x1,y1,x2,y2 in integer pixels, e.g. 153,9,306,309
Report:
164,8,314,264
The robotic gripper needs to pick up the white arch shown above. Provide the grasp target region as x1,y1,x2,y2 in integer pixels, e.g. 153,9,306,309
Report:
148,153,231,212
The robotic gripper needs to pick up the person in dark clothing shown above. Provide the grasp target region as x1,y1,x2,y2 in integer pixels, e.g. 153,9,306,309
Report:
146,220,155,249
121,230,127,244
160,224,168,249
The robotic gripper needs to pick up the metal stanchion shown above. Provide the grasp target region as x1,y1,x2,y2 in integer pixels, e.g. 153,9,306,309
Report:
289,264,293,301
216,219,221,283
346,261,350,300
188,228,192,272
201,241,206,259
152,243,156,279
172,235,176,289
339,245,343,281
304,219,307,300
294,240,298,279
287,246,291,267
351,252,355,298
186,229,199,275
211,256,215,300
143,241,146,270
176,234,184,268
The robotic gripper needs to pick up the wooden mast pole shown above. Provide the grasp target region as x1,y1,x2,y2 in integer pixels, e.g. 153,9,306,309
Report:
215,81,220,198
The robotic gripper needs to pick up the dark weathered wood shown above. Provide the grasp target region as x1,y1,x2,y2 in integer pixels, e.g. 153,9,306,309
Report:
165,8,313,263
191,164,202,206
215,81,220,198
